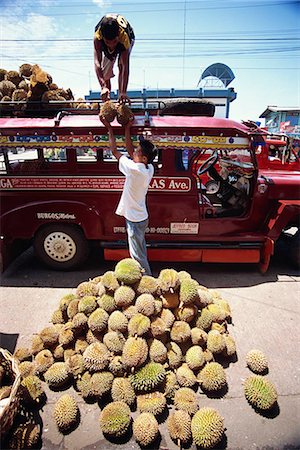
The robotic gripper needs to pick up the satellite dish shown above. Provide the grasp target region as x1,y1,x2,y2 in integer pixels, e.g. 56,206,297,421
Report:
198,63,235,87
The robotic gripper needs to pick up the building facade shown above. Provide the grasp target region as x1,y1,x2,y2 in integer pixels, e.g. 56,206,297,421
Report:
259,106,300,142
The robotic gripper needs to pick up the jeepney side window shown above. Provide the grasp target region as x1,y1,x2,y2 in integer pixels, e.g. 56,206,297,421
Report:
175,148,198,171
76,147,97,162
4,147,42,173
43,147,67,161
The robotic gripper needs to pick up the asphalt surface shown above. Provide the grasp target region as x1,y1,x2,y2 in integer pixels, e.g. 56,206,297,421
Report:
0,243,299,450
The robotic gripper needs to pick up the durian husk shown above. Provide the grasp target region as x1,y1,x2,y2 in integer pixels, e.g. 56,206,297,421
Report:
116,104,134,125
100,101,117,123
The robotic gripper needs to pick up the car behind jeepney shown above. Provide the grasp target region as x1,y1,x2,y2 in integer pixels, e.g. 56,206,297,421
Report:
0,107,299,272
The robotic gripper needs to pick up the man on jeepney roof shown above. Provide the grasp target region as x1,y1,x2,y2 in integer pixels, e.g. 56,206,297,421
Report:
94,14,135,105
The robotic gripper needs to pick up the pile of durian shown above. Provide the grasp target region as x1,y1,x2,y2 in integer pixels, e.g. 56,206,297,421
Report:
100,101,134,125
10,258,278,449
0,64,95,115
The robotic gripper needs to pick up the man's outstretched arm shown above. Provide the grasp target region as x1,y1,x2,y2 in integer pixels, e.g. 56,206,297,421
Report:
124,120,134,158
100,117,122,160
94,38,110,102
118,49,131,104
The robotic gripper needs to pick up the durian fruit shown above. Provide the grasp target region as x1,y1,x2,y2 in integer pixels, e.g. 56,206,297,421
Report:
115,258,143,285
21,375,44,404
51,309,65,325
100,101,117,123
166,342,183,369
211,322,226,334
176,363,197,387
198,362,227,392
108,310,128,333
0,68,7,81
86,329,102,345
65,354,84,379
136,275,158,295
67,299,80,319
130,362,166,392
19,361,35,378
154,298,163,315
6,421,40,449
164,371,179,400
76,280,99,297
111,377,136,406
103,331,126,354
246,349,268,373
197,287,214,308
34,349,54,375
149,339,167,363
203,349,214,363
167,410,192,446
44,362,70,388
160,308,176,329
53,394,79,431
64,349,76,361
151,317,167,338
19,63,33,78
179,278,199,305
158,268,180,293
174,387,198,416
122,337,148,370
186,345,205,371
114,285,135,308
76,371,93,399
137,391,166,416
72,312,88,332
170,321,191,343
116,103,134,125
53,344,64,361
14,347,32,362
207,303,227,323
135,293,155,316
75,337,89,354
213,298,231,319
178,270,192,282
39,326,59,347
128,313,150,337
109,356,126,377
206,330,226,354
97,293,117,313
244,375,277,410
83,342,110,371
88,308,109,333
58,323,75,347
175,304,197,323
90,371,114,397
223,335,236,357
191,407,224,448
133,412,159,447
0,80,16,97
161,291,180,309
12,88,27,102
99,401,131,437
191,327,208,346
101,271,120,291
59,293,76,312
123,305,138,320
78,296,97,315
196,308,213,331
31,335,44,355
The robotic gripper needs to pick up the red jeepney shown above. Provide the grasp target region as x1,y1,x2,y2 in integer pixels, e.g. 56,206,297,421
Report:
1,110,299,272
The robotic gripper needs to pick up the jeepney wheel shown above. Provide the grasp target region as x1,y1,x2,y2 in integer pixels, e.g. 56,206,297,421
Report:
34,224,89,270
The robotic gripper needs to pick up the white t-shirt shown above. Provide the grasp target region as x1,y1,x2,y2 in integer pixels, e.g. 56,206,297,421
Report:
116,155,154,222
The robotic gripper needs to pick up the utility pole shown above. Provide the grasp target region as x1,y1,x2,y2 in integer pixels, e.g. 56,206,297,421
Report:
182,0,187,87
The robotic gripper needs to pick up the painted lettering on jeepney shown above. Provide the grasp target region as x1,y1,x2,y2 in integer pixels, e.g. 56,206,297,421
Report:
191,136,226,144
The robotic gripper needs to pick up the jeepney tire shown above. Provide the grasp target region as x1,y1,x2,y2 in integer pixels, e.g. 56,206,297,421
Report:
34,224,89,270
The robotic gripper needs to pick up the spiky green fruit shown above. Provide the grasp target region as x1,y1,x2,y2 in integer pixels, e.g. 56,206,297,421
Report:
97,293,117,313
34,349,54,375
90,371,114,397
174,387,198,416
59,293,76,312
31,335,44,355
160,308,175,329
51,309,65,325
158,268,180,292
58,323,75,347
109,356,125,377
175,304,197,323
136,276,159,295
186,345,205,371
170,321,191,343
206,330,226,354
191,327,208,346
224,335,236,357
7,421,40,449
135,293,155,316
67,299,79,319
83,342,110,371
76,371,93,398
108,310,128,333
179,278,199,305
246,349,268,373
75,337,89,354
86,329,102,344
122,337,148,369
197,287,214,308
123,305,138,320
166,342,183,369
111,377,136,406
53,344,64,361
196,308,213,331
64,349,76,362
154,298,163,315
207,303,227,323
130,362,166,392
137,391,166,416
88,308,109,333
128,313,150,336
76,280,98,297
167,410,192,444
19,361,35,378
21,375,44,404
78,296,97,315
14,347,32,362
244,375,277,410
149,339,167,363
114,285,135,308
72,312,88,332
164,371,179,400
65,354,84,378
203,349,214,363
44,362,70,388
198,362,227,391
211,322,226,334
102,271,120,291
176,363,197,387
133,413,159,447
53,395,79,431
99,401,131,437
115,258,143,285
39,326,59,347
103,331,125,354
178,270,192,282
191,407,224,448
151,317,167,338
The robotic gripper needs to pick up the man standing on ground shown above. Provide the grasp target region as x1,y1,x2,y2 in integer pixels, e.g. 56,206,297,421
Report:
100,117,156,275
94,14,135,104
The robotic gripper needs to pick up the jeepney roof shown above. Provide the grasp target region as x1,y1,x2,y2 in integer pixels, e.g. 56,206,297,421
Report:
0,114,258,136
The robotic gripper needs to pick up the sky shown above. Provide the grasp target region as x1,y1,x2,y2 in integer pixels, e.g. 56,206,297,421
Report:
0,0,299,122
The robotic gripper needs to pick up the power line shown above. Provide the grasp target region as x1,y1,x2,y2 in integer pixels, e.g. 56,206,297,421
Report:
2,38,299,42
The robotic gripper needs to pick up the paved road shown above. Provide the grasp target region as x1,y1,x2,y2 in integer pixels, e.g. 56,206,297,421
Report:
0,245,299,450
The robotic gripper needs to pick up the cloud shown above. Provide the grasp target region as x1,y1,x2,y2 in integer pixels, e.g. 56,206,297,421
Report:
92,0,111,8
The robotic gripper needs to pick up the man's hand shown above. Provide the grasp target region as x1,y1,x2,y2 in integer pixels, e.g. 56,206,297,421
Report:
118,93,131,105
101,86,110,103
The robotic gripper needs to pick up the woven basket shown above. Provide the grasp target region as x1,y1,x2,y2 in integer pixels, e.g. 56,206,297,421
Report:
0,348,21,438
